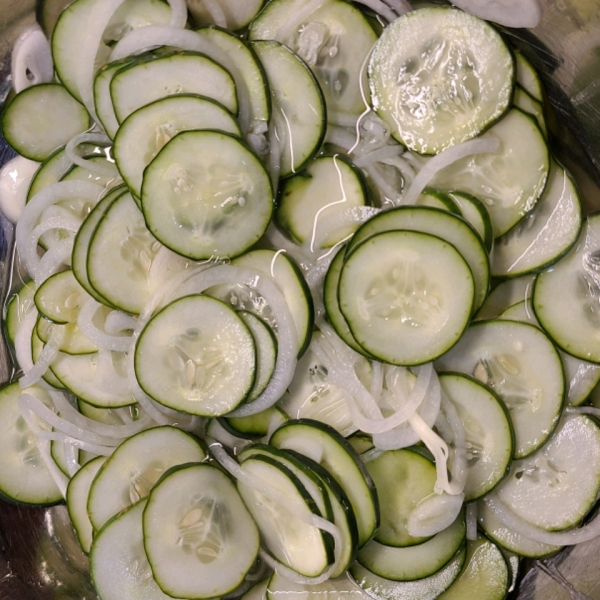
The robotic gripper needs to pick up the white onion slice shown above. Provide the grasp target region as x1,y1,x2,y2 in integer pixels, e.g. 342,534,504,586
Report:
201,0,228,27
37,438,69,498
77,298,133,352
384,0,412,16
353,145,404,167
34,239,75,287
450,0,542,28
438,394,468,495
0,156,40,223
36,430,115,457
406,492,465,537
11,25,54,93
167,0,189,28
364,163,403,205
62,441,80,477
466,502,478,541
14,309,38,374
401,137,501,206
19,324,65,388
352,0,397,22
65,132,118,177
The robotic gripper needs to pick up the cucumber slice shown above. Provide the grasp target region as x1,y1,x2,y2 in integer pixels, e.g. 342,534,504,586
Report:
436,320,565,459
368,7,513,154
514,86,547,138
266,571,365,600
439,373,514,502
190,0,263,31
5,281,35,345
144,463,260,599
37,317,97,356
416,189,461,215
60,155,120,188
339,230,474,365
0,382,62,506
243,578,269,600
270,418,379,548
515,51,544,103
430,108,550,237
88,425,207,531
447,191,494,252
50,433,78,476
111,52,238,123
357,516,465,582
78,399,144,426
366,449,437,548
114,94,241,201
475,275,535,321
495,414,600,532
251,40,325,177
222,407,286,440
135,295,256,416
141,130,273,260
491,161,582,277
236,454,333,577
533,213,600,362
34,269,87,324
2,84,90,162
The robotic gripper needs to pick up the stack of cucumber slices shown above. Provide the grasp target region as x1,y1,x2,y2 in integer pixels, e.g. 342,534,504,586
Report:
2,0,600,598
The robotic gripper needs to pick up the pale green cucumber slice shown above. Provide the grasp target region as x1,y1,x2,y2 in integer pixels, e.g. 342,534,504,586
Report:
447,191,494,252
222,406,287,440
270,418,379,548
347,206,490,313
495,414,600,531
142,130,273,260
348,435,374,455
249,0,377,122
78,398,144,425
91,499,181,600
436,320,565,459
88,425,206,531
50,432,78,476
144,463,260,599
351,545,467,600
6,281,35,345
0,382,62,506
416,189,461,215
491,161,582,277
266,571,367,600
368,8,513,154
533,213,600,362
37,317,97,355
358,516,465,582
190,0,263,30
439,373,514,502
276,155,369,247
2,84,90,161
251,40,325,177
437,536,509,600
340,230,474,365
135,295,256,416
515,51,544,103
514,86,547,137
114,94,241,201
111,52,238,123
430,108,550,237
477,501,561,559
475,274,535,321
67,455,106,553
34,269,88,324
206,418,251,452
243,578,269,600
366,448,436,548
237,454,333,577
87,192,160,315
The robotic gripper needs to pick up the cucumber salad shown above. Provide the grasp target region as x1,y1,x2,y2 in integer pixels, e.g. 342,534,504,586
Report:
2,0,600,598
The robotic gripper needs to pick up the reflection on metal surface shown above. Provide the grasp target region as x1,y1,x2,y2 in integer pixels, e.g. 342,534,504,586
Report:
1,0,600,599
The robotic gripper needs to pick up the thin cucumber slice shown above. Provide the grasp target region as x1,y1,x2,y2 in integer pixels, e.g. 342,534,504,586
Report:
348,435,374,455
366,449,437,548
447,191,494,252
357,516,465,582
431,108,550,237
270,418,379,548
37,317,97,355
249,0,377,122
66,455,106,554
38,0,72,37
50,435,78,476
87,192,161,315
111,52,238,123
435,320,565,459
266,571,367,600
142,130,273,260
206,418,251,452
437,535,509,600
223,406,286,440
34,269,87,324
439,373,514,502
514,86,547,138
191,0,263,31
0,382,62,506
88,425,207,531
114,94,241,201
144,463,260,599
533,213,600,362
237,454,333,577
2,84,90,162
276,155,369,247
340,230,474,366
78,399,144,426
368,8,513,154
491,161,582,277
495,414,600,532
251,40,325,177
243,578,269,600
135,295,256,416
347,206,490,313
477,501,561,559
416,189,461,215
475,275,535,321
351,545,467,600
515,51,544,103
91,499,181,600
5,281,35,345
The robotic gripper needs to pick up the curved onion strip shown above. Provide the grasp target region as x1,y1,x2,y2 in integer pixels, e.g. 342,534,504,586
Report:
37,438,69,498
352,0,397,22
16,180,104,277
14,309,38,374
210,441,343,583
384,0,412,15
484,494,600,546
450,0,542,28
406,492,465,537
382,155,417,187
167,0,189,28
34,239,75,287
65,132,118,177
466,502,478,541
364,163,403,205
11,25,54,93
353,145,404,167
438,394,468,494
268,117,282,194
18,393,122,446
77,298,133,352
325,125,355,152
36,430,115,457
110,26,252,133
201,0,227,27
566,406,600,418
265,223,312,269
29,217,79,246
401,137,501,206
62,441,80,477
19,324,65,388
103,311,137,335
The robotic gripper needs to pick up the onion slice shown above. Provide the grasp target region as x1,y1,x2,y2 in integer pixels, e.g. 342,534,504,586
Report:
11,25,54,93
450,0,542,28
406,492,465,537
65,132,117,177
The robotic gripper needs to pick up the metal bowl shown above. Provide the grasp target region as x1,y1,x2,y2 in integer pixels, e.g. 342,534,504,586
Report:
1,1,600,598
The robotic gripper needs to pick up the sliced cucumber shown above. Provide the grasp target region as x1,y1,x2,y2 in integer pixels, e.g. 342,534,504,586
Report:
37,316,97,356
223,406,286,440
475,275,535,321
447,191,493,252
5,280,35,345
515,51,544,103
190,0,263,30
514,86,547,137
243,578,269,600
34,269,87,324
266,571,366,600
416,189,461,215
